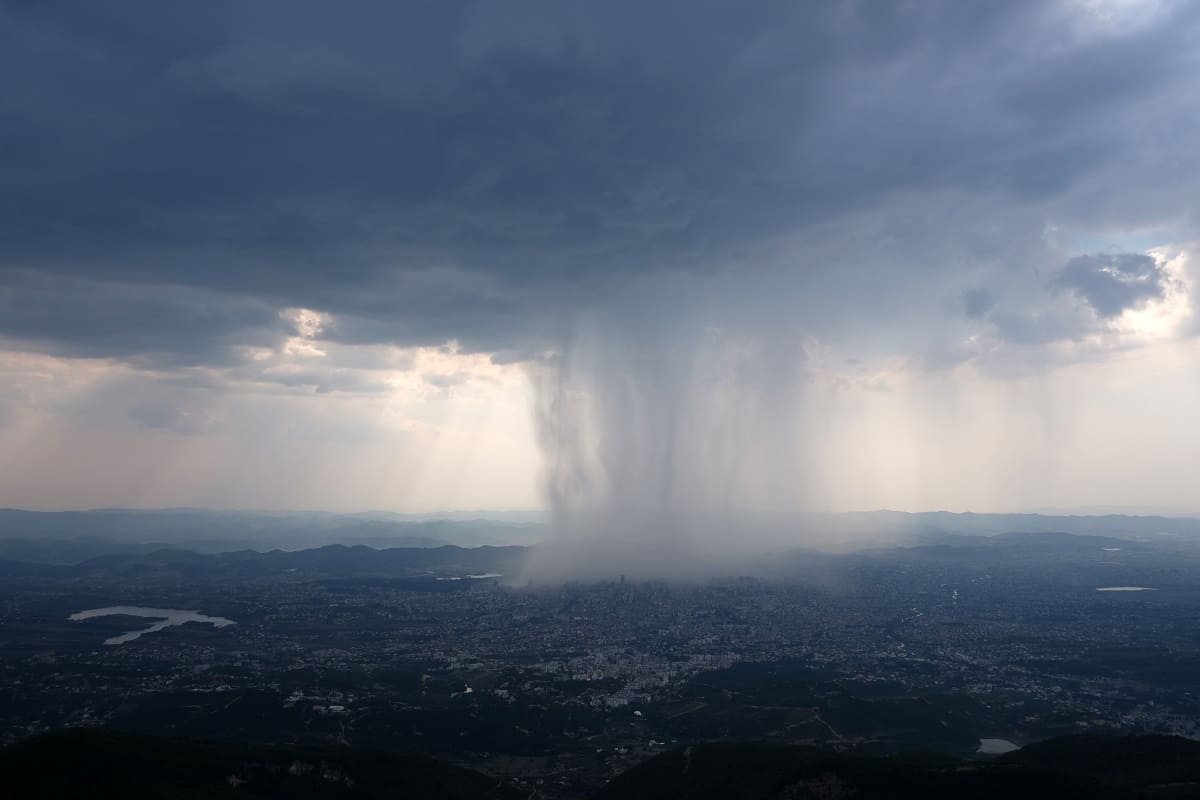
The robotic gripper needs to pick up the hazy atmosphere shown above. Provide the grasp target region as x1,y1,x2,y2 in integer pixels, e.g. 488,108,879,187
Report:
2,0,1199,517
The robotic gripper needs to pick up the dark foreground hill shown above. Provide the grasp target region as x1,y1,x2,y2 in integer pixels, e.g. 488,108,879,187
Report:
6,729,1200,799
595,736,1200,799
0,728,522,799
1001,734,1200,795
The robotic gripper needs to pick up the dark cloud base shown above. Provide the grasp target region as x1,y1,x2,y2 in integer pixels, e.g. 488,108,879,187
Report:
0,1,1197,377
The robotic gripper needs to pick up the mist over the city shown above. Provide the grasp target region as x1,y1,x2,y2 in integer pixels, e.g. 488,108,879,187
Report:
3,2,1200,798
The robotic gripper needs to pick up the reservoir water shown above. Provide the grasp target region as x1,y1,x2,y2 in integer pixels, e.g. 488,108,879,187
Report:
68,606,235,645
977,738,1020,755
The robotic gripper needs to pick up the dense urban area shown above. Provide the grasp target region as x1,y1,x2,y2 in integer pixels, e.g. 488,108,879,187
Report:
3,512,1199,796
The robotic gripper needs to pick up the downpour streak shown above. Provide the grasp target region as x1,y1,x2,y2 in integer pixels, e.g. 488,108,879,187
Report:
529,308,814,580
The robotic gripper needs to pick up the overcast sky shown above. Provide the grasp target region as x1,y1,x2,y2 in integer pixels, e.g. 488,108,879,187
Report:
1,0,1198,514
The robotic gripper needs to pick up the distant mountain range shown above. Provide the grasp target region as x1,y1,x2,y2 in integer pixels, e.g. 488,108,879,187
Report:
0,508,545,563
1,508,1198,566
830,510,1200,541
0,543,528,582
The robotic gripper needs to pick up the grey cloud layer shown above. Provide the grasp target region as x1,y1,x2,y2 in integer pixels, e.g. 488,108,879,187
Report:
1053,253,1171,318
2,0,1198,371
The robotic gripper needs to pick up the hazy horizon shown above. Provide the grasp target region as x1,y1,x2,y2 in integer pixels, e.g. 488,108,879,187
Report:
6,504,1200,518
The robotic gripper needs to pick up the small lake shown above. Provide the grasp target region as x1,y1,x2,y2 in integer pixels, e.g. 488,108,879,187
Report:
68,606,235,645
977,738,1020,755
1096,586,1156,592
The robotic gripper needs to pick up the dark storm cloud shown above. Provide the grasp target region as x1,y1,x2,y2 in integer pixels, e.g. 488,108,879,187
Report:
962,288,996,319
1053,253,1170,318
990,308,1093,347
0,270,282,367
1,0,1198,367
